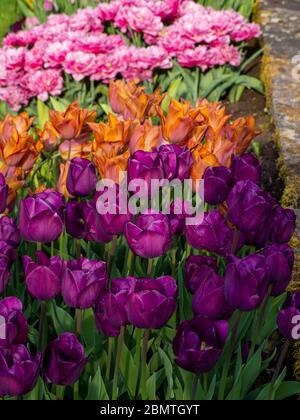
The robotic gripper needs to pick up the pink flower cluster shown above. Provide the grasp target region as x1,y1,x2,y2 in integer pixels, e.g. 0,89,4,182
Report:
0,0,261,111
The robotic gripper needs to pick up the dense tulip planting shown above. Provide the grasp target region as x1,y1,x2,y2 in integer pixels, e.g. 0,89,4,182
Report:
0,0,261,111
0,78,299,401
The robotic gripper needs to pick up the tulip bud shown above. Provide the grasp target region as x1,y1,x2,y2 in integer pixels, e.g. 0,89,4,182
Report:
224,254,268,311
203,166,232,205
23,251,63,301
173,317,229,374
94,277,134,337
62,258,108,309
66,201,89,240
270,206,296,244
20,189,65,243
230,153,262,185
0,297,28,347
0,174,8,213
159,144,193,181
83,200,114,243
125,211,176,258
66,158,98,197
185,255,218,294
0,216,20,248
0,345,41,397
127,276,178,329
263,244,294,296
43,333,88,385
227,180,274,233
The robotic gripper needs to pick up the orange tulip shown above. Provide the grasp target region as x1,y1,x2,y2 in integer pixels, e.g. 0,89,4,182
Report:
5,176,25,210
197,99,231,137
49,101,96,141
157,99,202,145
93,149,129,185
108,80,164,121
228,116,260,155
57,161,73,198
90,114,131,157
59,139,92,161
38,121,60,152
128,120,162,154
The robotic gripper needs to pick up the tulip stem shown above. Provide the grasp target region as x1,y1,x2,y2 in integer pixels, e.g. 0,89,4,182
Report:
147,259,155,277
218,311,241,400
106,337,113,382
38,301,47,351
75,309,83,336
76,240,81,259
268,340,290,399
108,236,118,275
126,250,134,276
112,326,125,400
140,329,150,400
191,375,199,400
56,385,64,401
59,234,64,259
248,285,272,360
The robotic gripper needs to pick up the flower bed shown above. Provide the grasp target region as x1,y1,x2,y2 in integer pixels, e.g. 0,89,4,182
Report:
0,0,262,111
0,81,299,400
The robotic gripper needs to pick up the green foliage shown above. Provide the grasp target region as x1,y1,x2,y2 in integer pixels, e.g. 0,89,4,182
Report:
196,0,255,19
0,0,21,43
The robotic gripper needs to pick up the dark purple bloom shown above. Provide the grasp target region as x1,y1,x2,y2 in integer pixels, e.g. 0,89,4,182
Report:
0,256,10,295
203,166,232,205
66,201,89,240
227,180,274,233
159,144,193,181
192,273,233,320
168,199,194,235
0,174,8,213
94,277,134,337
127,276,178,329
224,254,269,311
0,345,41,397
0,297,28,347
23,251,63,301
62,258,108,309
43,333,88,385
125,211,177,258
0,216,20,248
186,210,243,256
20,189,65,243
263,243,294,296
66,157,98,197
185,255,218,294
230,153,261,185
245,220,272,249
83,200,114,243
127,150,164,195
270,206,296,244
0,241,15,261
277,293,300,339
173,317,229,374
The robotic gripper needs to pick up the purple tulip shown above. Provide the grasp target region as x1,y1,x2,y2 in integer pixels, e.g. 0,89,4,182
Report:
245,220,272,249
66,157,98,197
66,201,89,240
230,153,262,185
192,273,233,320
277,293,300,339
227,180,274,233
127,150,164,196
43,333,88,385
127,276,178,329
263,244,294,296
83,200,114,243
203,166,232,205
270,206,296,244
0,241,15,261
224,254,269,311
0,216,20,248
62,258,108,309
0,297,28,347
0,345,41,397
185,255,218,294
20,189,65,243
23,251,63,301
94,277,134,337
159,144,193,181
125,211,177,258
0,174,8,213
186,210,243,256
173,317,229,374
94,188,132,236
168,199,194,235
0,256,10,295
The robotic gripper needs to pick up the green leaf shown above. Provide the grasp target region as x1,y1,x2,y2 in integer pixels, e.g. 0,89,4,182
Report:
50,97,68,112
275,381,300,400
241,344,263,397
158,347,174,399
100,103,113,115
206,375,217,400
82,308,97,348
37,99,50,129
146,373,157,400
119,343,139,398
50,301,75,335
86,368,109,400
